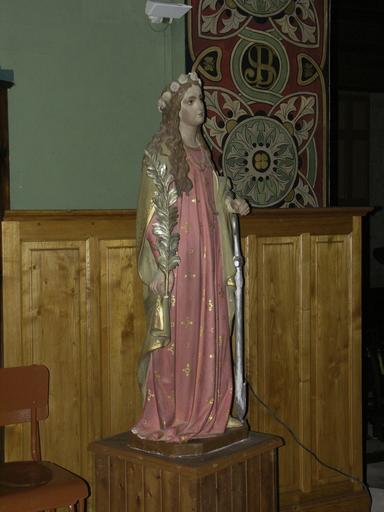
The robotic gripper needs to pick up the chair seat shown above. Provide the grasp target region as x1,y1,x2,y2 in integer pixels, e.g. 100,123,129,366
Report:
0,461,88,512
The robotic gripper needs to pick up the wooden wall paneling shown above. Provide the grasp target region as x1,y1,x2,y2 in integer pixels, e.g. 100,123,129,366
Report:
351,216,363,490
2,221,23,460
1,216,139,511
2,209,370,512
310,234,354,487
247,235,311,494
84,235,102,486
2,222,22,367
244,234,259,431
99,239,144,437
21,240,88,476
240,209,357,238
299,233,312,494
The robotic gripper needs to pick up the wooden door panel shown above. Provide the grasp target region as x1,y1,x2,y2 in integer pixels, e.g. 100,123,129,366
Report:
310,235,355,486
5,241,88,476
99,239,144,437
246,235,311,493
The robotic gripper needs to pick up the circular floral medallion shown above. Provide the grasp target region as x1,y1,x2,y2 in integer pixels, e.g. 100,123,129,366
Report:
222,116,298,207
234,0,291,17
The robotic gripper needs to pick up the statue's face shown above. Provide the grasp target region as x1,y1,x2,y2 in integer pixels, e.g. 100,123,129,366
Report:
179,84,205,128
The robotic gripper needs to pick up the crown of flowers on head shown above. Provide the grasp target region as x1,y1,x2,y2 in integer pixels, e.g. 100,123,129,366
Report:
157,71,202,113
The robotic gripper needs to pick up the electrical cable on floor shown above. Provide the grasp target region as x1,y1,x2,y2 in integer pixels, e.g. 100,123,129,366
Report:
246,379,372,502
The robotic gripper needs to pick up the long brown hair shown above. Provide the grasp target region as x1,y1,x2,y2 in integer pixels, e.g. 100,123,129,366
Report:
145,78,211,196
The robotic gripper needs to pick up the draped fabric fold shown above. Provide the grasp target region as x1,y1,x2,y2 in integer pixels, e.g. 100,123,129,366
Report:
133,146,236,442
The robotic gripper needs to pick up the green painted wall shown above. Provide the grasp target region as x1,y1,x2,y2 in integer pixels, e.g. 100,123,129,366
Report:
0,1,186,209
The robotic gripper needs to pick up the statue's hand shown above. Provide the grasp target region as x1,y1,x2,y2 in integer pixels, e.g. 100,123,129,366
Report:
231,198,250,216
149,270,174,295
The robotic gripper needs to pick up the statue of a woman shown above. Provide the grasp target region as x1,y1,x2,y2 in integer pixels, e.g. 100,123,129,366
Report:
132,72,249,442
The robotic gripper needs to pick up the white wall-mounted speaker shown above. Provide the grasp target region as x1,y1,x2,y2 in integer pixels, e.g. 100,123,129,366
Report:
145,1,192,23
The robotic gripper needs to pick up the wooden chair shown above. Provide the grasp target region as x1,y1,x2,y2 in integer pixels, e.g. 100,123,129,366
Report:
0,365,88,511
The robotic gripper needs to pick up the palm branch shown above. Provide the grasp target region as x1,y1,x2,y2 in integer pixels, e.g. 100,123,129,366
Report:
145,150,180,297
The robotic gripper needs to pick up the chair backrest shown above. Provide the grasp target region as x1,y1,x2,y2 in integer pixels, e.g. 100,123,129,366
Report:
0,365,49,426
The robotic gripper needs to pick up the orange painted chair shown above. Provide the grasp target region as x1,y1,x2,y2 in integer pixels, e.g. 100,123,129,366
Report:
0,365,89,511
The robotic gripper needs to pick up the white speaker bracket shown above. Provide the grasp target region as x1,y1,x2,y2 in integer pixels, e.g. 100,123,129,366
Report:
145,1,192,24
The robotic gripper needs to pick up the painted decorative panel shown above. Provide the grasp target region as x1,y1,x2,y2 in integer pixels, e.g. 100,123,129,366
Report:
187,0,329,207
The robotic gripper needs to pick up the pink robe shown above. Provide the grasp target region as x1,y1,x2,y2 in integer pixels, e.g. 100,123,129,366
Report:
132,146,233,442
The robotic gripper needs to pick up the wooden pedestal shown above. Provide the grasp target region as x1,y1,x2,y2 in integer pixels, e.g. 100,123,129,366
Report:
89,431,283,512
